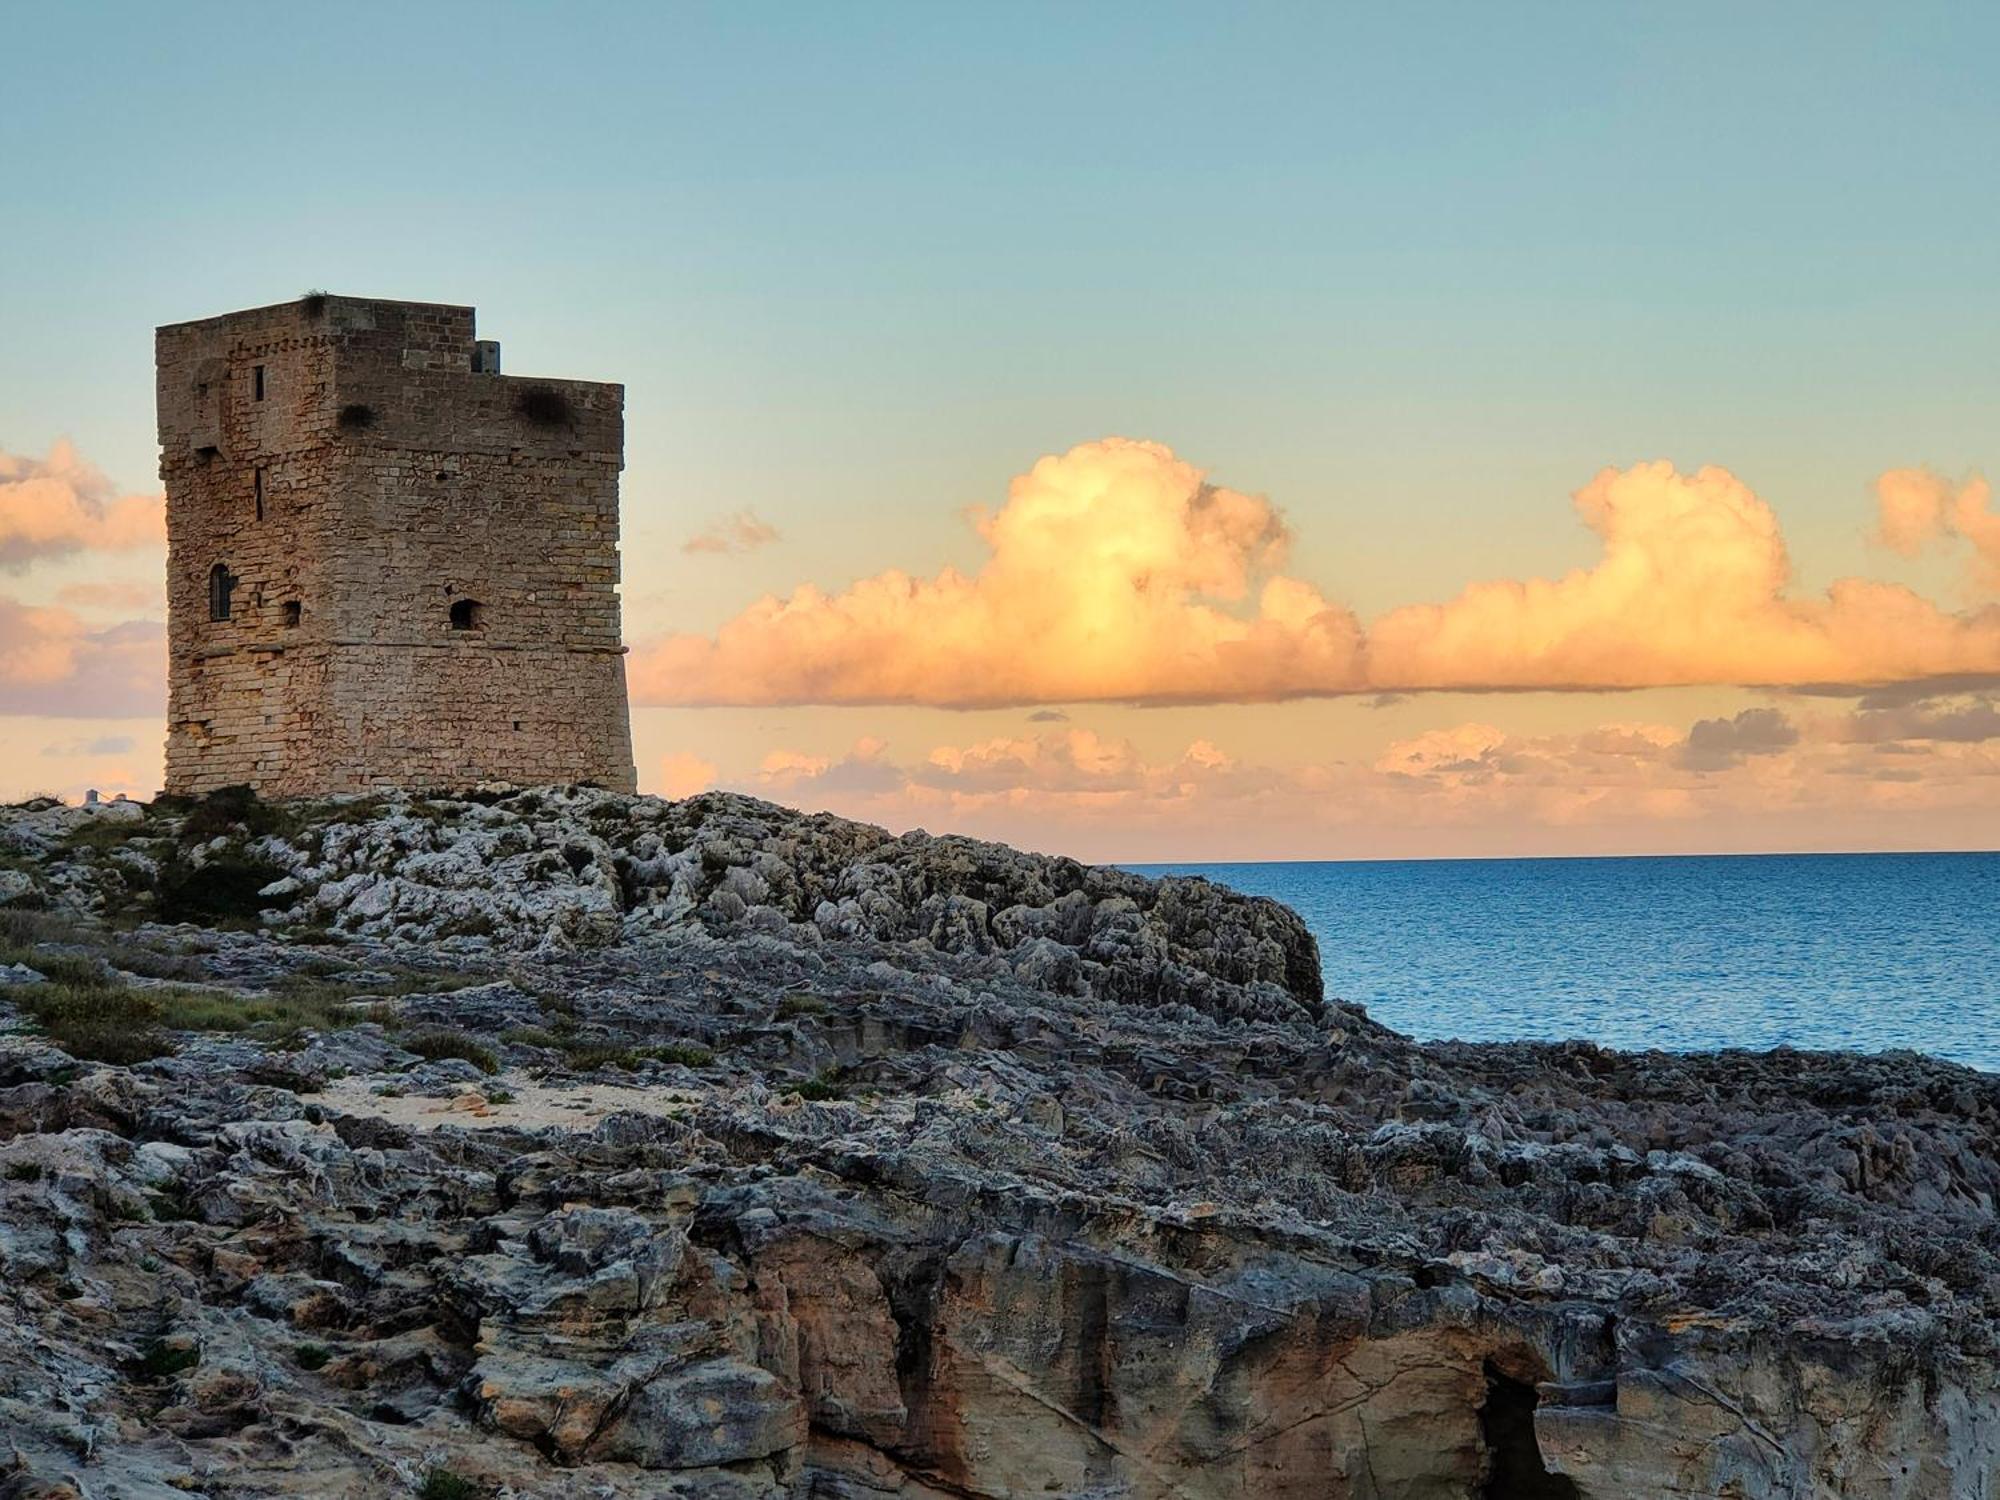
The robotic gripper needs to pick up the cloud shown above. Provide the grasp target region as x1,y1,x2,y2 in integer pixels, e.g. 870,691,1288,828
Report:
57,581,161,614
41,735,135,758
634,441,2000,709
1366,462,2000,693
682,510,781,555
656,751,718,799
634,438,1363,707
1874,468,2000,591
0,442,165,570
1835,686,2000,745
737,700,2000,859
1677,707,1800,771
1027,708,1070,722
0,601,165,717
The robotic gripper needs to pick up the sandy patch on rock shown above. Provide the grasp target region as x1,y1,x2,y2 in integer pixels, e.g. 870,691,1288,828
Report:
318,1073,700,1131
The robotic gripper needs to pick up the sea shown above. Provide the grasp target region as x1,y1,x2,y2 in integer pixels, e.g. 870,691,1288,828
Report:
1127,852,2000,1072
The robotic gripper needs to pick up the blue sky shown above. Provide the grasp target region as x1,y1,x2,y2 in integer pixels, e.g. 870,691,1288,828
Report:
5,3,1999,856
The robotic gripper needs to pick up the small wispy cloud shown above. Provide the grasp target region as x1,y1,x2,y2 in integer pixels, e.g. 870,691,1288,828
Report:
41,734,135,758
682,510,781,555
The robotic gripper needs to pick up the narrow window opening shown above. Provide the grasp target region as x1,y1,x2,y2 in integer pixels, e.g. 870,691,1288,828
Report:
254,467,266,521
449,598,484,631
282,601,302,628
207,564,235,622
252,365,266,401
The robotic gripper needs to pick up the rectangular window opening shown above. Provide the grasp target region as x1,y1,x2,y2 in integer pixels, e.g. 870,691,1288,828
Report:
282,601,301,628
254,467,265,520
253,365,266,401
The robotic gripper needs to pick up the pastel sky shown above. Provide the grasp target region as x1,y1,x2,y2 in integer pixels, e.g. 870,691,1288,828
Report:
5,2,1999,860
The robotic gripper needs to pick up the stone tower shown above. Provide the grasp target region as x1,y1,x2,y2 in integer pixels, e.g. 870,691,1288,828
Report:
157,294,637,797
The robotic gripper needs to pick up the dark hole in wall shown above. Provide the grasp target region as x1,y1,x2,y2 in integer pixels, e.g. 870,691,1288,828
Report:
1479,1362,1578,1499
515,385,575,427
337,403,375,431
449,598,484,631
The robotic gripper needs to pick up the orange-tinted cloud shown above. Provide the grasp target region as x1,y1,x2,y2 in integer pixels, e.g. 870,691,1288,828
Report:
635,442,2000,709
726,692,2000,858
1875,468,2000,591
0,599,164,717
635,438,1363,707
656,751,718,798
682,510,781,555
57,580,161,614
1368,462,2000,691
0,442,165,570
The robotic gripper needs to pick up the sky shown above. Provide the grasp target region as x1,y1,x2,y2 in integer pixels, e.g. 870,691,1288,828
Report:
4,1,1999,860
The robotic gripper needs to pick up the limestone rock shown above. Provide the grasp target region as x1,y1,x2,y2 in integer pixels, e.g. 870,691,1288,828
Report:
0,787,1993,1496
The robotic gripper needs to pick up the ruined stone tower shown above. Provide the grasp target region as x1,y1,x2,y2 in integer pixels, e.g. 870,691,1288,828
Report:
157,294,638,796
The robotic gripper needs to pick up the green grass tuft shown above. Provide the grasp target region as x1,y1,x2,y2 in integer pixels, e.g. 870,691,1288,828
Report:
417,1469,484,1500
14,981,172,1064
399,1027,500,1075
135,1339,200,1380
794,1070,845,1101
645,1041,714,1068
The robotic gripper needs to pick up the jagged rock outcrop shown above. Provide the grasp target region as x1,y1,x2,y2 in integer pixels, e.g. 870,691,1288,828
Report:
0,787,1994,1497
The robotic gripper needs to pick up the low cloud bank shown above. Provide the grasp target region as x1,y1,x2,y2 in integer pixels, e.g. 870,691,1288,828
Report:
635,441,2000,708
729,687,2000,853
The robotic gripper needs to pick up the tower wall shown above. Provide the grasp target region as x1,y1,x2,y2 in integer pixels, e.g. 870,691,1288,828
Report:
157,295,637,797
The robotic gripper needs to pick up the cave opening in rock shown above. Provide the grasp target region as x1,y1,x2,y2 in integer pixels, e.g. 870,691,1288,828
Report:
1479,1360,1579,1499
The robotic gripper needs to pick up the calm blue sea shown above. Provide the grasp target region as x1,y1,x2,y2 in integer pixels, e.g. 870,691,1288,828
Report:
1129,852,2000,1072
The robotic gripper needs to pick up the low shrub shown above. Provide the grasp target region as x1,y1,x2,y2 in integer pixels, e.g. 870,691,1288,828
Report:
399,1027,500,1075
294,1342,332,1371
776,994,828,1020
180,784,291,843
794,1071,845,1102
15,980,172,1064
417,1470,483,1500
646,1042,714,1068
155,851,292,926
135,1339,200,1380
559,1042,640,1072
61,818,150,855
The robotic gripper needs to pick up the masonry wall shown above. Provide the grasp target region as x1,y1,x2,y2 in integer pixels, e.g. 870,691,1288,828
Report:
157,295,637,798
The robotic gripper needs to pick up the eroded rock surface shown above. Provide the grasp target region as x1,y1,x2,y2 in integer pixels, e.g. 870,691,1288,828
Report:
0,787,1994,1497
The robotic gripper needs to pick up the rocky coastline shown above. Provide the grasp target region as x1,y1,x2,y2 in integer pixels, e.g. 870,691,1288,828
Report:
0,785,1994,1497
